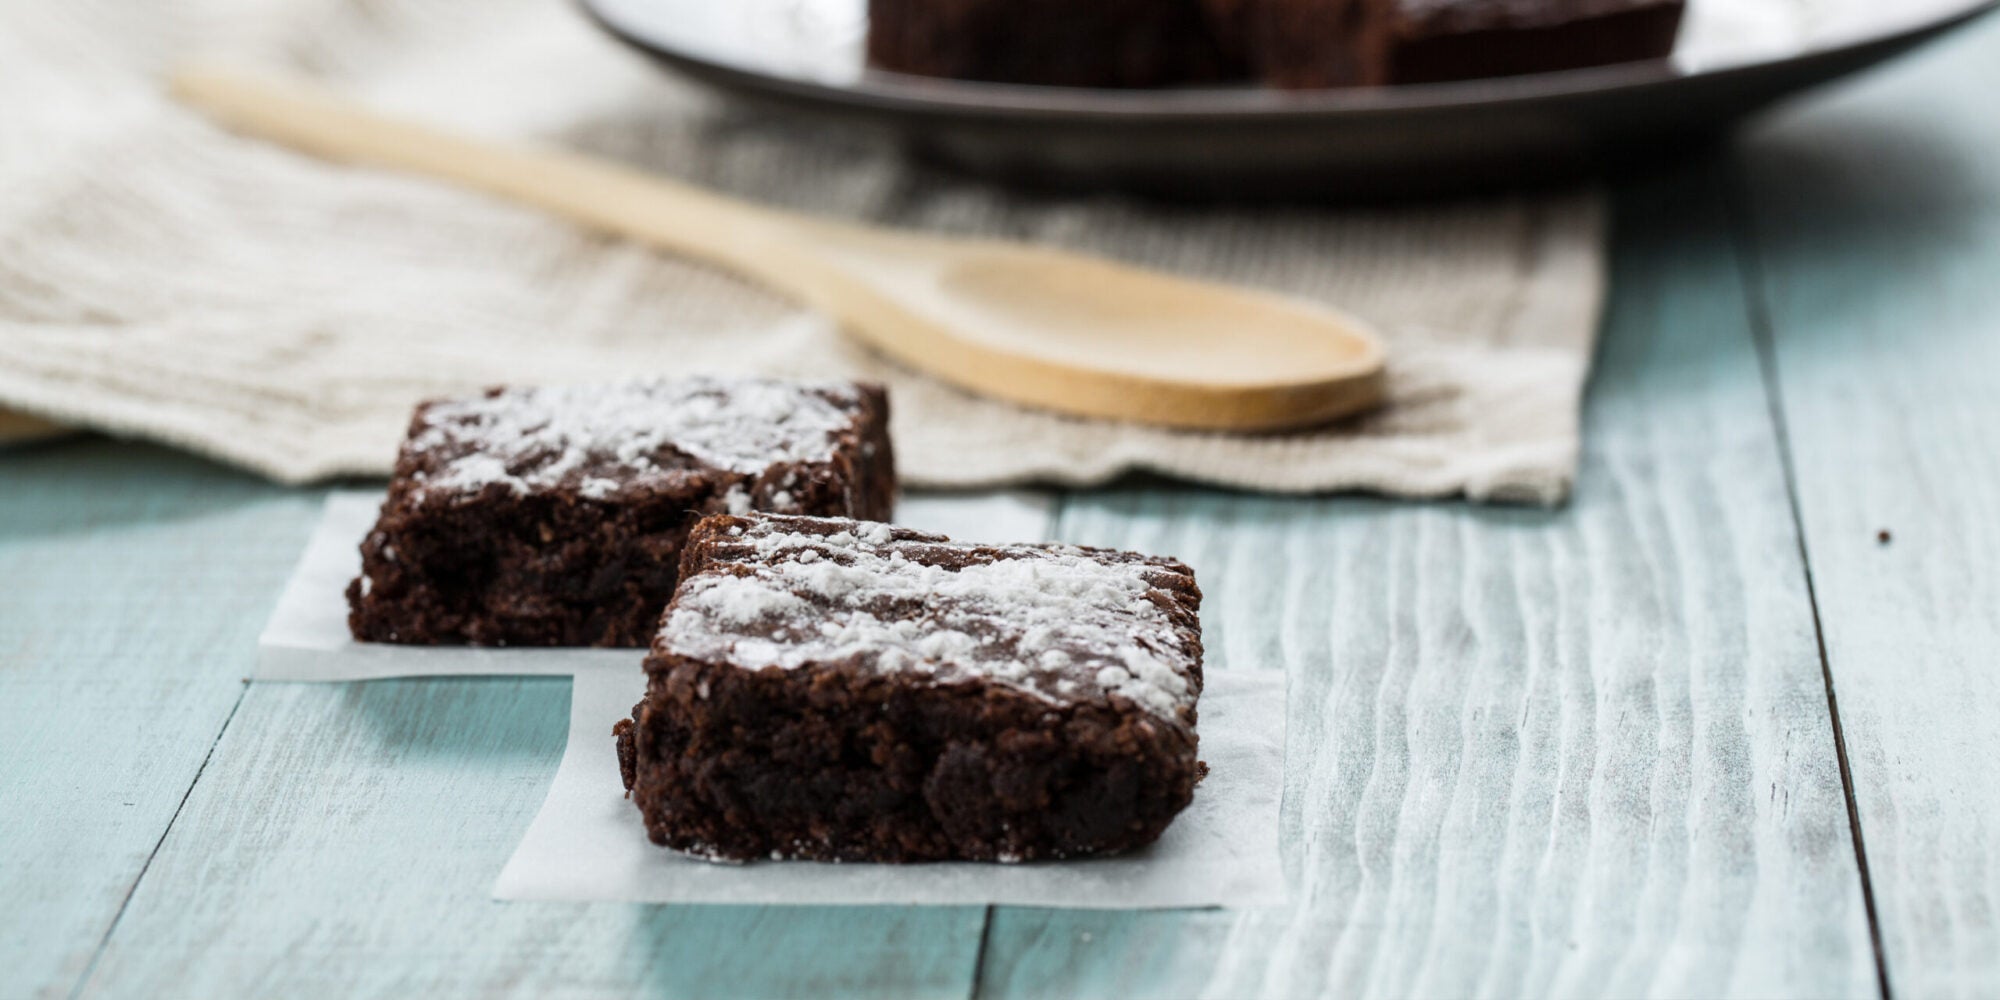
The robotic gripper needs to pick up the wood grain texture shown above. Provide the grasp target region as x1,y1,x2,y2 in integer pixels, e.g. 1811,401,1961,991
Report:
77,678,986,999
1737,19,2000,997
974,167,1879,999
47,495,1063,999
65,492,1065,996
0,441,319,1000
2,470,1056,996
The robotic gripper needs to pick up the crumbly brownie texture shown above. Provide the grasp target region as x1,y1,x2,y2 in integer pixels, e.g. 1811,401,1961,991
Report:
620,513,1205,863
867,0,1238,88
868,0,1681,88
1243,0,1688,88
346,378,895,647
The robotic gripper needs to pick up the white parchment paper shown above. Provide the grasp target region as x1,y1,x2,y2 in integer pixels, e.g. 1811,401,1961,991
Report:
256,489,1057,681
259,489,1281,907
495,665,1288,909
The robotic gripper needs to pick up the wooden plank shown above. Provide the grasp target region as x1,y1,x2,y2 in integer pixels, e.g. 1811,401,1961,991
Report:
0,440,320,999
78,678,986,999
1735,19,2000,997
74,491,1061,997
975,164,1879,998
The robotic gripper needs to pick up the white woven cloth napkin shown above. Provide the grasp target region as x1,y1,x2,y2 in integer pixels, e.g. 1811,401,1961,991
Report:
0,0,1604,502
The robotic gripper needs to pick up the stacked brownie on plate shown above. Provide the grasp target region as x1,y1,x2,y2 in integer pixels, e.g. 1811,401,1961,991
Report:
866,0,1687,89
348,376,1206,863
864,0,1239,88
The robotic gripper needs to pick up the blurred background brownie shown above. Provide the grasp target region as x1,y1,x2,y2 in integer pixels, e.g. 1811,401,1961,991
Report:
620,512,1205,863
867,0,1683,89
866,0,1239,87
1242,0,1688,88
347,378,895,647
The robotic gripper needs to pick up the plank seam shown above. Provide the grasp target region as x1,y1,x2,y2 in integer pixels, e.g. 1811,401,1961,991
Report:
1724,157,1894,1000
68,679,252,1000
968,905,996,1000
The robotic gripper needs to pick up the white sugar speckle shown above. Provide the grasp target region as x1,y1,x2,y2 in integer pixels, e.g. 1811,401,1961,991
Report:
435,453,521,495
661,515,1199,720
407,377,867,500
696,575,814,625
723,484,753,515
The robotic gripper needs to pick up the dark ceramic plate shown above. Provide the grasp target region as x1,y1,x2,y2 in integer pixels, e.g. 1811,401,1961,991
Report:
581,0,1997,198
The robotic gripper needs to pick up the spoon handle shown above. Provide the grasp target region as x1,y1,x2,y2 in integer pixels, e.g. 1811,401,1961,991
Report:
171,66,822,297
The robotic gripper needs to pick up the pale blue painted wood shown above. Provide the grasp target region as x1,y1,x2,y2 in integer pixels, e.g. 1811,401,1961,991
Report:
78,678,985,999
0,441,320,999
0,441,986,999
0,456,984,1000
61,496,1055,998
1737,18,2000,997
975,164,1879,998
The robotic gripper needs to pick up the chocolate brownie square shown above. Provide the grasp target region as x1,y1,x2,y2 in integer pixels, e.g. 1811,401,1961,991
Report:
867,0,1240,88
346,378,895,647
619,513,1205,862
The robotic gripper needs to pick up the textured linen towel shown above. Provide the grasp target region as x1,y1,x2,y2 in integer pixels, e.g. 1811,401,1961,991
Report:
0,0,1604,503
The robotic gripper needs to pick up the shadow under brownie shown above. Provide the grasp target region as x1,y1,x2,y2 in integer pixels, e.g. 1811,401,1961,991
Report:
619,512,1206,863
347,378,894,647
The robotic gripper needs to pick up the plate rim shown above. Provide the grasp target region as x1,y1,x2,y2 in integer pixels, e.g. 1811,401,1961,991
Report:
578,0,1998,121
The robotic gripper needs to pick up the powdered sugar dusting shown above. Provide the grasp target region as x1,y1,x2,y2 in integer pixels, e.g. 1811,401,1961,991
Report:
660,515,1201,720
405,377,866,500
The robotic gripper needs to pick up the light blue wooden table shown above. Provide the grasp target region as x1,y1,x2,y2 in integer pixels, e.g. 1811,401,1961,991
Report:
6,21,1999,999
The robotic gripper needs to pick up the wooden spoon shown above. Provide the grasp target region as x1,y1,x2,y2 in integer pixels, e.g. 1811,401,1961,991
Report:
170,67,1386,431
